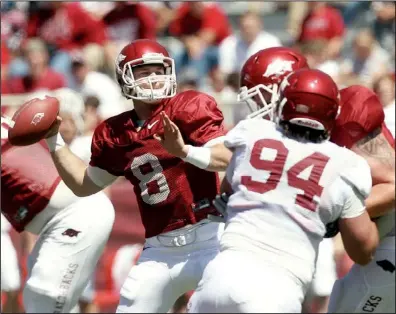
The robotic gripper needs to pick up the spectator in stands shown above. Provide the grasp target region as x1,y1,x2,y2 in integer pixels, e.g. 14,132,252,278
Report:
102,2,157,74
1,42,11,88
79,2,115,20
26,1,108,87
298,39,341,85
339,28,391,88
68,96,103,165
340,1,371,26
202,70,238,129
4,38,66,94
144,2,182,36
297,2,345,60
71,54,125,120
169,1,232,86
372,1,395,66
374,73,395,137
218,11,281,76
1,1,29,78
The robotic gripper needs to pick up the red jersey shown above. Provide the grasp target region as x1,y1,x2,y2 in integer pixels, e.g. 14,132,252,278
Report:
90,91,225,238
331,85,386,148
103,3,156,42
4,68,66,94
169,3,231,45
27,3,107,52
1,117,61,232
298,5,345,42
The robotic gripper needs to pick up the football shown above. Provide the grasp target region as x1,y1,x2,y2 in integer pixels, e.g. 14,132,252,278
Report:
8,96,60,146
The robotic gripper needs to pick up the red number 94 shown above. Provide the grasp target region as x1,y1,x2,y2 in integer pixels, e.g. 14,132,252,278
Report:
241,139,330,212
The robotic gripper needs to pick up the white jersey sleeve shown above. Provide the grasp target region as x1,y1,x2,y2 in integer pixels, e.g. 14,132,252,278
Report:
332,152,372,220
224,119,251,149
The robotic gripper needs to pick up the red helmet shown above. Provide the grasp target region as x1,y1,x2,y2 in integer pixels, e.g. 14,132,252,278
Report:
239,47,309,120
276,69,340,134
115,39,177,101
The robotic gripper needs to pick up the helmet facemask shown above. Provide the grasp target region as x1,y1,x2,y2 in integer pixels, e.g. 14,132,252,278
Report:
237,83,279,121
117,54,177,102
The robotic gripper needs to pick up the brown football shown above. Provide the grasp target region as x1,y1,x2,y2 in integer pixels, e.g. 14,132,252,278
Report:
8,96,60,146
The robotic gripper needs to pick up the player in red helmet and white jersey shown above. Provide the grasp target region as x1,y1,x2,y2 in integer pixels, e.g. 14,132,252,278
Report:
43,39,227,313
157,47,338,311
187,69,378,313
157,45,394,312
1,115,115,313
237,46,309,120
328,85,395,314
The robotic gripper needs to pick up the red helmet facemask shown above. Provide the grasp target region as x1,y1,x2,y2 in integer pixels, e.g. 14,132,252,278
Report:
238,47,309,120
116,40,177,103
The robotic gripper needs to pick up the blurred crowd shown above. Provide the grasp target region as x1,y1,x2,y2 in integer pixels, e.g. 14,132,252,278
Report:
1,1,395,313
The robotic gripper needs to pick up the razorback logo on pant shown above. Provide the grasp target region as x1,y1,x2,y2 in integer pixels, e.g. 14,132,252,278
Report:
62,229,81,238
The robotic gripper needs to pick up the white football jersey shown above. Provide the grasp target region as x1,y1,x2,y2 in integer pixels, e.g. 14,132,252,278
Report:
1,213,11,233
221,119,372,285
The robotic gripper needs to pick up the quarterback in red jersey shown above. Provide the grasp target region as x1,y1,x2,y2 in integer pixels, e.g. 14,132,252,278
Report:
44,39,227,312
1,115,115,313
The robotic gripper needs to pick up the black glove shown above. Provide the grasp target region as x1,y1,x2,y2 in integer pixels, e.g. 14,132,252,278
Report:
324,219,340,238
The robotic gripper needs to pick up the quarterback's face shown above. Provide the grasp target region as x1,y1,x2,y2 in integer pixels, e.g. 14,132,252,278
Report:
133,64,166,89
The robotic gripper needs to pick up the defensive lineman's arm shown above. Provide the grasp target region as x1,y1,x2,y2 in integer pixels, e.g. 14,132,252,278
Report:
45,117,115,197
351,129,395,218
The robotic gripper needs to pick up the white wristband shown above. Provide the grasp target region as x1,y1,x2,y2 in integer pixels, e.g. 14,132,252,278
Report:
182,145,211,169
45,133,66,153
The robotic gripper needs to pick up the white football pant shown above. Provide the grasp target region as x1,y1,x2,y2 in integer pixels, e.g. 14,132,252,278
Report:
328,236,395,313
23,192,114,313
188,249,305,313
1,230,21,292
116,221,224,313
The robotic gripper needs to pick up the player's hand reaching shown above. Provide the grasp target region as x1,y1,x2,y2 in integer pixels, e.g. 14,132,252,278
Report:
154,111,189,158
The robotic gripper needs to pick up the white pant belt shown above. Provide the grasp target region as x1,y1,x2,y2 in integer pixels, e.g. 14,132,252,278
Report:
144,220,222,248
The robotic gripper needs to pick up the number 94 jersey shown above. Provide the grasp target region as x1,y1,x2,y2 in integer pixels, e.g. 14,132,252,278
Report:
222,118,372,286
90,91,226,238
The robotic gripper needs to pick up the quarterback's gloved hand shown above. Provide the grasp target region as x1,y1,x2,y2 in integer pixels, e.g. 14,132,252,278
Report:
207,193,229,223
324,219,340,238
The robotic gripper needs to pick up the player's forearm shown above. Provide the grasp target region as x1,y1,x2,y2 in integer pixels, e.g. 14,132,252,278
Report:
183,143,232,172
340,214,379,266
46,134,99,197
366,183,395,218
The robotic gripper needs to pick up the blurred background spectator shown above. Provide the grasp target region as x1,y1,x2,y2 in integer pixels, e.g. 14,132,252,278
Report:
218,11,281,76
70,53,126,120
102,2,156,74
169,1,232,86
1,1,394,313
296,1,345,60
339,28,391,88
3,38,66,94
374,73,396,138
